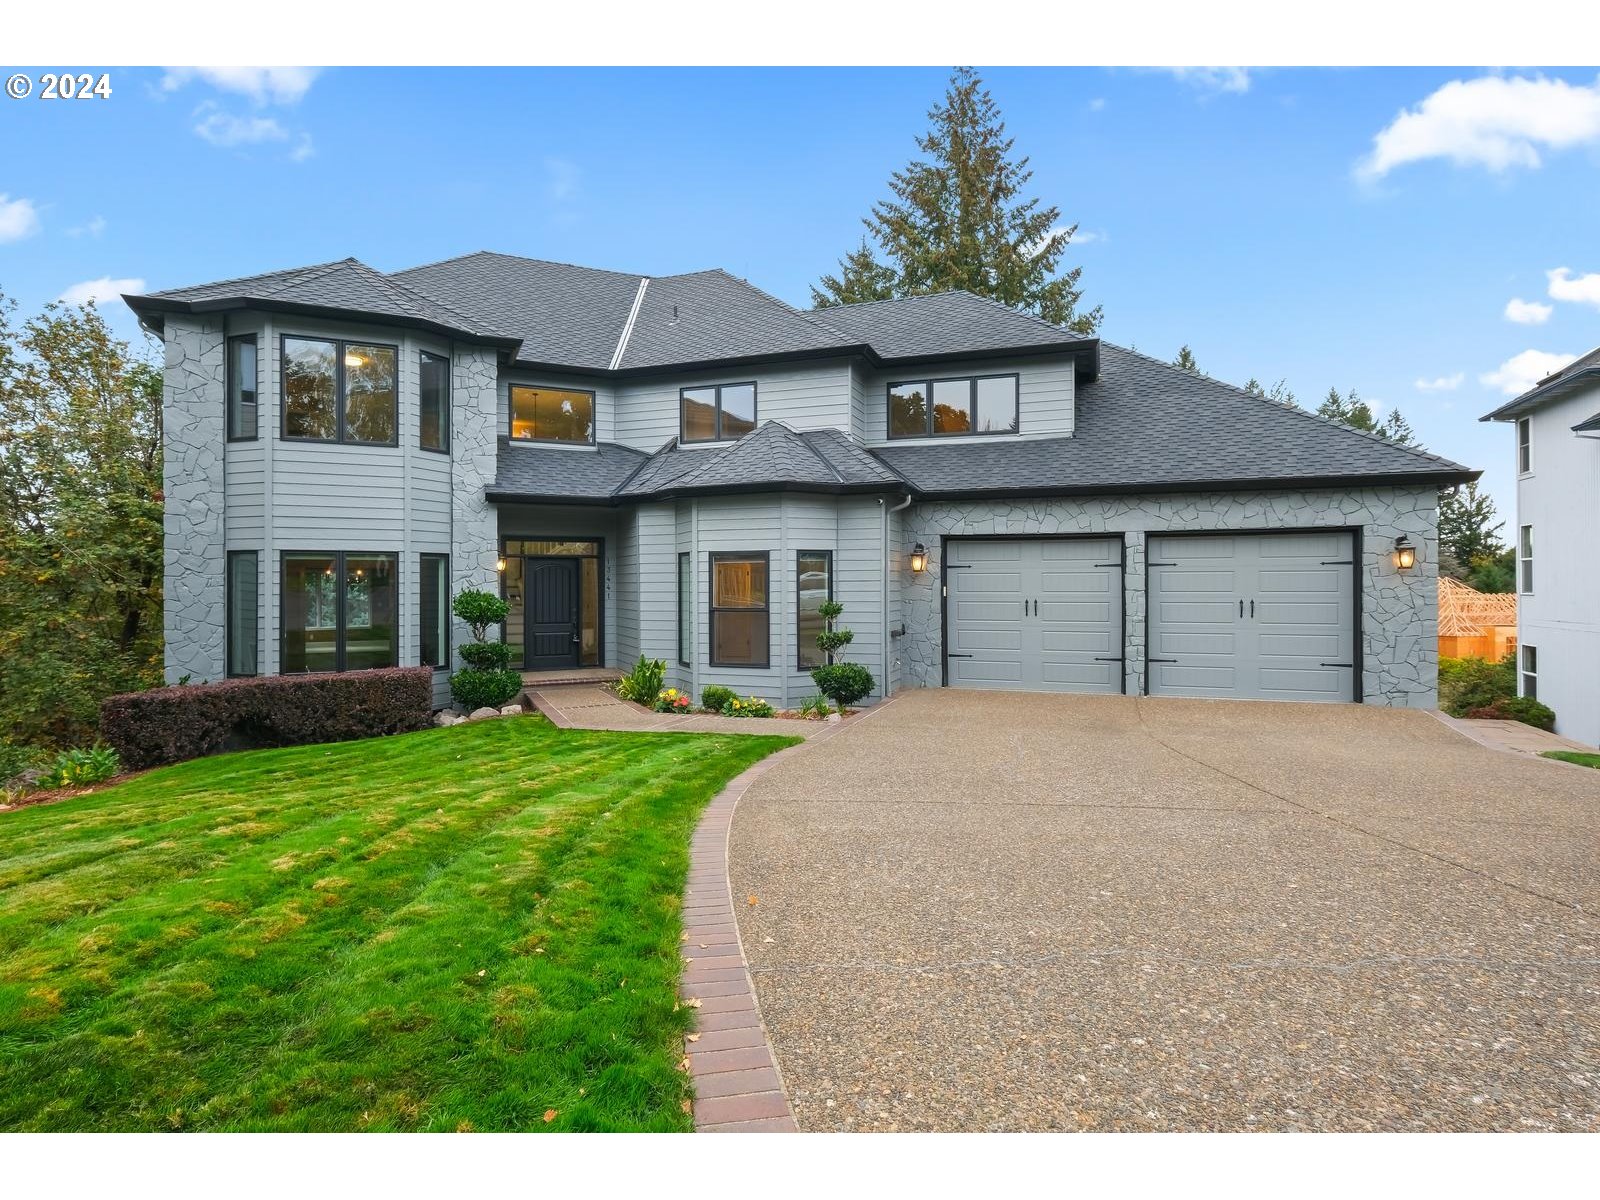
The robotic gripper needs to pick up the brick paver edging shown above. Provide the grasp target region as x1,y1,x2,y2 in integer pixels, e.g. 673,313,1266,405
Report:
679,699,899,1131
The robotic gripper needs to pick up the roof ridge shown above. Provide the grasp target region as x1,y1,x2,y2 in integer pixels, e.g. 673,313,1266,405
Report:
790,424,846,483
372,267,495,333
609,437,671,495
398,249,648,281
608,277,651,370
256,257,366,300
1101,341,1470,473
149,257,354,300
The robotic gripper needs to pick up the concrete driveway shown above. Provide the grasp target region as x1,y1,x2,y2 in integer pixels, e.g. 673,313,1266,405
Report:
729,690,1600,1131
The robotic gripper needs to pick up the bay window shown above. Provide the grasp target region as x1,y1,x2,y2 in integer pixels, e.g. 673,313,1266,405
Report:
281,551,398,673
796,550,832,670
227,334,257,441
281,336,398,445
420,351,450,453
420,553,450,669
710,552,769,667
226,550,259,677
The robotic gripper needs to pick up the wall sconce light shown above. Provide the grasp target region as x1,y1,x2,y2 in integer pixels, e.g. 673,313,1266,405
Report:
496,557,508,573
1393,535,1416,571
909,543,928,574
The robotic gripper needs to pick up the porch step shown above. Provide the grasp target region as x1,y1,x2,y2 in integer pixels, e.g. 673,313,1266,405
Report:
519,667,623,688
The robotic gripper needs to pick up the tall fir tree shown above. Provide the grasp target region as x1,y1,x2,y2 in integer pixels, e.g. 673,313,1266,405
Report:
1173,345,1200,374
1316,387,1418,446
1243,377,1298,407
1437,480,1506,581
812,67,1100,334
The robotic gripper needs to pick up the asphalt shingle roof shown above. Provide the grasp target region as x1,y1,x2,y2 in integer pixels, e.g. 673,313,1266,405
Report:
487,438,646,502
1481,345,1600,421
811,290,1093,361
873,344,1473,497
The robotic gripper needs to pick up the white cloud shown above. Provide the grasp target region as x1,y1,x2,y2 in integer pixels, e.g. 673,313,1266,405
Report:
1480,349,1578,395
543,157,580,203
1161,67,1251,95
1088,97,1107,112
1504,297,1553,324
1547,266,1600,308
1414,372,1464,392
0,193,41,243
1357,73,1600,180
290,133,316,163
1072,229,1106,245
193,104,289,148
67,215,107,238
58,277,146,307
162,67,320,105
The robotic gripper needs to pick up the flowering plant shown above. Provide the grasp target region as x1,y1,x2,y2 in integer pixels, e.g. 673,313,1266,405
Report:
652,687,694,713
721,694,775,718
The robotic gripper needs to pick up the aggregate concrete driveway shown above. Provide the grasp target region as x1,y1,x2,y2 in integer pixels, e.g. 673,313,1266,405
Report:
728,690,1600,1131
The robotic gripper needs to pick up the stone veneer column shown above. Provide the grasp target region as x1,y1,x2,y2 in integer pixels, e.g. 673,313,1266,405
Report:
450,346,501,669
162,315,227,684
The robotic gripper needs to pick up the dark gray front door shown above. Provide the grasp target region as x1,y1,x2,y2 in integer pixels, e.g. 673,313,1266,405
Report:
525,558,580,670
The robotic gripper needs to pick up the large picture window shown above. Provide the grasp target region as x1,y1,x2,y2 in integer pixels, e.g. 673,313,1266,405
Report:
681,382,757,443
281,551,398,673
796,550,832,670
678,552,692,667
888,374,1018,439
227,334,257,441
710,552,770,668
226,550,259,677
509,385,595,444
420,553,450,669
281,336,398,445
420,351,450,453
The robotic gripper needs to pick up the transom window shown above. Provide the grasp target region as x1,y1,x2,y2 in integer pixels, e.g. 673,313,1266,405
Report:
710,552,770,667
681,382,757,443
281,551,398,673
281,336,398,445
509,385,595,444
889,374,1019,439
1516,417,1531,474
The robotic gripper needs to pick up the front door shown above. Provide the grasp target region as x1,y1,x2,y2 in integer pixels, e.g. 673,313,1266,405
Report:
525,558,580,670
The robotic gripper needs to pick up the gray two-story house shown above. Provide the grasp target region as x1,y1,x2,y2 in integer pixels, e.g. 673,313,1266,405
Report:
128,252,1474,711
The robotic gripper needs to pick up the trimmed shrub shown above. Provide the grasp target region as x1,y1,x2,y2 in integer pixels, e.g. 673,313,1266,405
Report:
1466,696,1556,732
453,590,510,640
458,641,514,671
450,669,523,711
700,684,736,713
616,656,666,704
100,667,434,770
811,662,874,710
1438,652,1515,717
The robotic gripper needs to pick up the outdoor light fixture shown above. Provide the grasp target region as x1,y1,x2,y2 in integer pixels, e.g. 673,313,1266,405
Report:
910,543,928,574
1393,535,1416,571
496,557,508,573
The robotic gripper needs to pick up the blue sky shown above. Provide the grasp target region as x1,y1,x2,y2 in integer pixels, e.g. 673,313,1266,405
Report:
5,65,1599,524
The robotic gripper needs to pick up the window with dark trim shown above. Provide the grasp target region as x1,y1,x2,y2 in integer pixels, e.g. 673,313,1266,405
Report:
226,550,259,677
680,382,757,443
420,553,450,669
887,373,1019,439
677,552,691,667
281,335,398,445
1517,417,1531,474
281,551,398,673
796,550,833,670
420,351,450,453
709,552,769,668
227,334,258,441
1521,644,1538,700
1519,524,1534,594
509,385,595,444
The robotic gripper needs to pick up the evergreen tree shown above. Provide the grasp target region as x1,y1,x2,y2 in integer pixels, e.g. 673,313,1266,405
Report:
1437,481,1506,579
1316,387,1419,445
812,67,1100,333
1244,377,1298,407
1174,345,1200,374
1466,548,1516,594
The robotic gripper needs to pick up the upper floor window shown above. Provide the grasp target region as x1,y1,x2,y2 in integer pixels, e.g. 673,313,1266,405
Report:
420,351,450,453
1517,417,1531,474
282,336,397,446
227,334,258,441
510,385,595,445
681,382,756,443
888,374,1018,439
1519,524,1534,594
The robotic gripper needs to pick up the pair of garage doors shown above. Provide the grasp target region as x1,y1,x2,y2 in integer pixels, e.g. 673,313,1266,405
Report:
945,532,1356,702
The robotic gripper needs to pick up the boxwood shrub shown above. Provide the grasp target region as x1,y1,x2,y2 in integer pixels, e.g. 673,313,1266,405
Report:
100,667,435,770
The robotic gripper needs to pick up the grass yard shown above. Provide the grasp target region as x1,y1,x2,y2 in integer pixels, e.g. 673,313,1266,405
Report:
1541,750,1600,769
0,715,795,1132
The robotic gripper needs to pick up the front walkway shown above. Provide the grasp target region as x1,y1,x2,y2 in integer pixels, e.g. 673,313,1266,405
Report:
1431,710,1596,760
524,683,840,739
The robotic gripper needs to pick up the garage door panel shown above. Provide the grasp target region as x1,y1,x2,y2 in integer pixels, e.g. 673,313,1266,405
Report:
947,537,1123,695
1148,531,1354,703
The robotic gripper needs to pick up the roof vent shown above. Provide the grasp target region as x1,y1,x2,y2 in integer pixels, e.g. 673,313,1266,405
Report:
670,304,679,325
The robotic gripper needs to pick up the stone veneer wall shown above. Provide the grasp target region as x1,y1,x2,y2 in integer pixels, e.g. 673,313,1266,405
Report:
898,485,1440,707
450,346,502,668
162,315,228,684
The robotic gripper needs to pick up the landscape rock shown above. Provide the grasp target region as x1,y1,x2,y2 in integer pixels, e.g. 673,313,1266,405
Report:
434,710,460,727
468,706,500,721
499,704,524,717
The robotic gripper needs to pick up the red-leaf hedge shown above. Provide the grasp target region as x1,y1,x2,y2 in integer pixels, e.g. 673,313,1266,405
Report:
100,667,435,770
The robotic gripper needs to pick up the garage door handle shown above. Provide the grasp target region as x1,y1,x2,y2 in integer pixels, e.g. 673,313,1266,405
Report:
948,653,974,659
1250,599,1255,618
1319,662,1354,668
1320,559,1353,565
1239,599,1244,618
1094,656,1124,662
1148,658,1178,663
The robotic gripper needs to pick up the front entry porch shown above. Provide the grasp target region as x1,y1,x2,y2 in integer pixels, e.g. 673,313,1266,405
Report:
501,537,605,672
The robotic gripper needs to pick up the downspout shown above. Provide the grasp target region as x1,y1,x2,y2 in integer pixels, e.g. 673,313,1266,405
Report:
882,492,913,697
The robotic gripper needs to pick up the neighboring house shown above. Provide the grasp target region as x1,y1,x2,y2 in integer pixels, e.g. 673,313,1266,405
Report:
1436,576,1517,662
127,252,1474,712
1483,346,1600,746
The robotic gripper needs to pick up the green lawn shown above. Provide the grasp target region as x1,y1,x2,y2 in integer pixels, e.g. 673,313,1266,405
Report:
1540,750,1600,769
0,716,795,1132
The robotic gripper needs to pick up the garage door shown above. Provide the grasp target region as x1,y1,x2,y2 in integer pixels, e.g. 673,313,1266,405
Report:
946,538,1123,693
1146,531,1356,702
